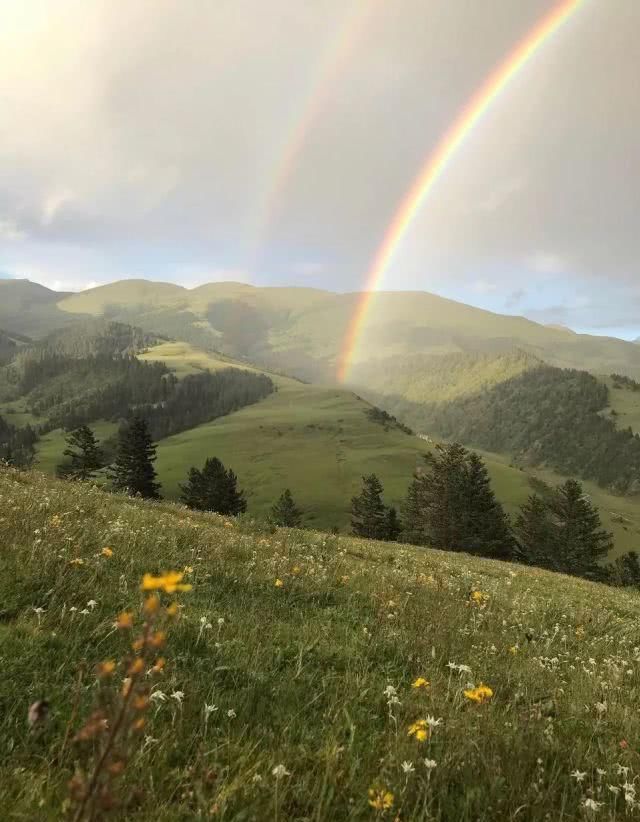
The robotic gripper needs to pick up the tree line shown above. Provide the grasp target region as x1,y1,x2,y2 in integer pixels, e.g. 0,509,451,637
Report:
348,442,639,588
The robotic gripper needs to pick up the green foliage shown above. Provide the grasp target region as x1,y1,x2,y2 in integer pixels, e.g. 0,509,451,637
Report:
57,425,104,481
0,414,37,467
180,457,246,515
514,494,558,569
351,474,390,540
403,443,513,560
365,405,413,435
610,550,640,587
384,506,402,541
269,488,303,527
110,416,161,499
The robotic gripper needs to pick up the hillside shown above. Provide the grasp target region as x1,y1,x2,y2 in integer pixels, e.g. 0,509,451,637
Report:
2,468,640,820
5,278,640,380
24,341,640,557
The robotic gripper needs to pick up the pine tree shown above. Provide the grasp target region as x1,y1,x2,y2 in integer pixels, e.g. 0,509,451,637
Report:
180,458,246,515
111,416,161,499
57,425,104,480
402,475,427,545
351,474,388,540
513,494,557,569
269,488,303,527
462,452,514,559
384,506,402,541
549,479,613,578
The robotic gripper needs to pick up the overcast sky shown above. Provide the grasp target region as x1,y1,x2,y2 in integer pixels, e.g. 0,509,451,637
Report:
1,0,638,338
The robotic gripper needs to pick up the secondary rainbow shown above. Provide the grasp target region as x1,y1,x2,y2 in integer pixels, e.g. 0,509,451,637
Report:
337,0,586,382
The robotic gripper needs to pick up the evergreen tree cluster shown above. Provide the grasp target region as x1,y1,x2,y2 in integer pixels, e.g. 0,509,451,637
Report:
0,414,37,467
269,489,303,527
350,474,402,542
110,416,162,499
180,457,246,515
611,373,640,391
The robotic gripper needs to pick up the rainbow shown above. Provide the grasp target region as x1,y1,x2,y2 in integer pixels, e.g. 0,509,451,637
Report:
249,1,377,271
337,0,586,382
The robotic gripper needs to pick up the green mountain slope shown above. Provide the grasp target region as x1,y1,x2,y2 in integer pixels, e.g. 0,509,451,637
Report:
3,468,640,820
5,278,640,380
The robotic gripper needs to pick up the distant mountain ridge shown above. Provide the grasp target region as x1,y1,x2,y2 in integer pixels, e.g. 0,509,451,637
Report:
3,277,640,380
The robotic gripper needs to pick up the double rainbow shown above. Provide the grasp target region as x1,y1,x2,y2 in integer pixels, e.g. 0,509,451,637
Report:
337,0,586,383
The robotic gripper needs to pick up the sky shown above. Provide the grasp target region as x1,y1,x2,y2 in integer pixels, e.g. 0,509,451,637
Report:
0,0,639,339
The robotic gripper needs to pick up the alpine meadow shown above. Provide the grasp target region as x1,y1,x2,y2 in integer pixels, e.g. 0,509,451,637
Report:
3,1,640,820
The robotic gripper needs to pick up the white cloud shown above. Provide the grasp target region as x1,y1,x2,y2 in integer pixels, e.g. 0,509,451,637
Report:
526,253,568,275
0,219,26,241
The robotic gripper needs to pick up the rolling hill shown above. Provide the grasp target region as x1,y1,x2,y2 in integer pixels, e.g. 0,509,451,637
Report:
3,467,640,820
4,278,640,380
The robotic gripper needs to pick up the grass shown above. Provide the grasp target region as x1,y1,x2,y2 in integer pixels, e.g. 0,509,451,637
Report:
602,376,640,435
2,468,640,820
35,422,119,475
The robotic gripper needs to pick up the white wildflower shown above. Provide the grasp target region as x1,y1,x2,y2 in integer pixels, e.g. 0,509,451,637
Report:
272,764,291,779
582,798,602,811
423,759,437,770
170,690,185,704
204,704,218,718
87,600,98,610
149,690,167,702
401,761,414,774
570,770,587,782
227,708,236,719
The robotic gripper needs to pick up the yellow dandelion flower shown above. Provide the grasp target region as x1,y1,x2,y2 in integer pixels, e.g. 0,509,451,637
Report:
470,590,489,605
464,683,494,704
116,611,134,630
407,719,429,742
412,677,430,689
508,645,518,655
101,547,113,558
291,566,301,575
97,660,116,677
140,571,192,594
368,787,394,811
183,565,194,574
274,578,284,588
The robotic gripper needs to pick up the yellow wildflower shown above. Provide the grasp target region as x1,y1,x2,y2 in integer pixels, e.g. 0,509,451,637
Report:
133,694,149,711
575,625,585,639
508,645,518,655
150,630,167,648
368,787,394,811
116,611,134,630
412,677,430,689
151,657,166,673
183,565,194,574
291,566,301,575
470,590,489,605
97,660,116,677
166,602,179,618
464,684,494,704
340,575,350,584
128,658,144,676
274,578,284,588
140,571,192,594
101,547,113,558
407,719,429,742
143,594,160,614
69,558,84,566
131,637,145,652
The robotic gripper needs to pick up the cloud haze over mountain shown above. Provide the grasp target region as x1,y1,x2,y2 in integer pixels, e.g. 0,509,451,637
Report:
0,0,638,337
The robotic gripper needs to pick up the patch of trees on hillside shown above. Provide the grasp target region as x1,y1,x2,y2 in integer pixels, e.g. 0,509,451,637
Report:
0,414,37,467
611,373,640,391
405,365,640,494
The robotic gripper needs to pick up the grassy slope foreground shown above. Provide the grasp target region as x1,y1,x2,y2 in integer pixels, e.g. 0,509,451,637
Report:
2,470,640,820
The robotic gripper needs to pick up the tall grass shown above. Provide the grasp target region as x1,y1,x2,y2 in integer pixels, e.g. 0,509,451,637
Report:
1,468,640,820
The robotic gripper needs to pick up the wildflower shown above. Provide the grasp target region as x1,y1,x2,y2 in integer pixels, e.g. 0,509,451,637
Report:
166,602,179,618
291,566,301,575
252,773,263,784
171,690,185,704
183,565,194,574
383,685,398,699
368,787,394,811
570,770,587,782
582,798,602,811
149,690,167,703
272,764,291,779
150,657,166,674
274,578,284,588
69,558,84,566
150,630,167,648
143,595,160,615
401,761,415,774
97,660,116,678
595,701,607,716
128,658,145,676
508,645,518,655
140,571,192,594
423,758,437,770
116,611,134,630
131,637,145,652
608,785,620,795
87,600,98,610
425,715,443,728
412,677,430,689
101,547,113,558
227,708,237,719
204,704,218,718
470,590,489,605
407,719,429,742
133,695,149,711
464,684,494,704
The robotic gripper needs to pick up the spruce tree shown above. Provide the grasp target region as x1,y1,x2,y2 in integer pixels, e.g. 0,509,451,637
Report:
549,479,613,578
402,475,427,545
180,458,246,515
514,494,558,570
384,506,402,542
418,443,470,551
351,474,388,540
179,466,207,510
462,452,514,559
611,550,640,587
111,416,161,499
222,468,247,516
57,425,104,480
269,488,303,527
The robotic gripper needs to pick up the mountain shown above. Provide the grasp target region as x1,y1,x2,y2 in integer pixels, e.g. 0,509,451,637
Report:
0,279,79,337
4,467,640,819
5,278,640,380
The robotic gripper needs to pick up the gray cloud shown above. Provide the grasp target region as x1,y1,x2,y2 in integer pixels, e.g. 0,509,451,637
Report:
0,0,639,333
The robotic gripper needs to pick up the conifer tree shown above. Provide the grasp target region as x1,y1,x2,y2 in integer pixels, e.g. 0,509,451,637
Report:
514,494,558,570
549,479,612,578
351,474,388,540
111,416,161,499
269,488,303,527
222,468,247,516
610,550,640,587
57,425,104,480
384,506,402,542
462,452,514,559
402,475,427,545
180,457,246,515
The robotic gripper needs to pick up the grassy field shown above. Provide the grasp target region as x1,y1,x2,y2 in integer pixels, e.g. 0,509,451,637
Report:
28,342,640,558
602,376,640,434
2,468,640,820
